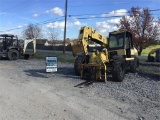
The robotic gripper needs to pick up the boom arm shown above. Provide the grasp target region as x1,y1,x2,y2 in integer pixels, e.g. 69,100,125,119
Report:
71,26,108,56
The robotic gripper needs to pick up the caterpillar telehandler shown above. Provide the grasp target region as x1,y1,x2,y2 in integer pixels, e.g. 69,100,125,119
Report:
71,26,139,82
0,34,36,60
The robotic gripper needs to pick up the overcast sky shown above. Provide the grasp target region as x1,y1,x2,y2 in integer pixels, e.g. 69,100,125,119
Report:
0,0,159,39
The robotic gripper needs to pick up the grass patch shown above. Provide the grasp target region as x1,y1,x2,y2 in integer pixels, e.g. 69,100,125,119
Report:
34,50,75,63
139,59,146,62
141,45,160,56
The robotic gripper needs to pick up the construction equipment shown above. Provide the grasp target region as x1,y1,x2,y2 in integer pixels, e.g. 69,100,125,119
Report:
0,34,36,60
71,26,139,82
147,48,160,62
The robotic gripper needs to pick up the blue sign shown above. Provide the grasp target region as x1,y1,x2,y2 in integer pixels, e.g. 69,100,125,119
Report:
46,56,57,72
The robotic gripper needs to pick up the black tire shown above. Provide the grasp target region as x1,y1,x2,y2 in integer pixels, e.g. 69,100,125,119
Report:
8,49,19,60
147,56,155,62
74,56,83,76
24,54,30,60
112,56,125,82
130,57,139,73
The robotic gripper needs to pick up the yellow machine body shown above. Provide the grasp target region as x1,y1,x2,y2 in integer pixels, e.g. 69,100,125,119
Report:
71,26,109,81
71,26,107,56
71,26,138,82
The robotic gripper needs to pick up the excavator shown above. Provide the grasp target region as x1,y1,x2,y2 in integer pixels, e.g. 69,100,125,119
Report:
0,34,36,60
71,26,139,82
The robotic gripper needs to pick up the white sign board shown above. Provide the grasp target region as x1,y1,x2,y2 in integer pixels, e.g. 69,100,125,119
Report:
46,56,57,72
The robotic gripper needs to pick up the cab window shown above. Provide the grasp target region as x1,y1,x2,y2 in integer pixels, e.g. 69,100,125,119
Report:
109,34,124,48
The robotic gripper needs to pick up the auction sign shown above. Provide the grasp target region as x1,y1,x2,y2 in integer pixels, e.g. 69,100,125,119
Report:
46,56,57,72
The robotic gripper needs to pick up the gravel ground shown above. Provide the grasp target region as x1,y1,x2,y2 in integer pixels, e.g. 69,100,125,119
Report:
0,59,159,120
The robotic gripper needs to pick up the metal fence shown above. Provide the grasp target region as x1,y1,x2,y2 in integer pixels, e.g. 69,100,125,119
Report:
27,44,72,51
27,44,102,52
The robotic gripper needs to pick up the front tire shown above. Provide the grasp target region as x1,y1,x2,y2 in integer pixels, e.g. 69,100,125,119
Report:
8,49,19,60
112,56,125,82
74,56,83,76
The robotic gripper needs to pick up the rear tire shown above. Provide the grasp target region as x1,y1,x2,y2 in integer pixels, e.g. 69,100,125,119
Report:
130,57,139,73
112,56,125,82
8,49,19,60
74,56,83,76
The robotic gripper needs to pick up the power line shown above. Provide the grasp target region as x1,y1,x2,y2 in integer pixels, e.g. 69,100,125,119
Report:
0,8,159,32
0,18,64,32
68,13,159,18
36,17,64,25
1,13,159,33
1,0,66,13
1,0,41,13
71,16,125,20
68,0,156,7
68,8,160,17
36,18,64,25
1,0,33,11
150,9,160,12
1,0,159,14
0,27,23,32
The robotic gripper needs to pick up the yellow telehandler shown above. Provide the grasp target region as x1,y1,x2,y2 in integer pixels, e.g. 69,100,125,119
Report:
71,26,139,82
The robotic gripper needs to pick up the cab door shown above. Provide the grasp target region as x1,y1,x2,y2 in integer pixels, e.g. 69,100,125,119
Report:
125,32,133,58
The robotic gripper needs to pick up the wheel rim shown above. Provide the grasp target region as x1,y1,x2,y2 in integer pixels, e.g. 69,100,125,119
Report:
12,52,17,59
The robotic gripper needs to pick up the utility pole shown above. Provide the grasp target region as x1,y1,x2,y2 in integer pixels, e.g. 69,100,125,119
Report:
63,0,68,54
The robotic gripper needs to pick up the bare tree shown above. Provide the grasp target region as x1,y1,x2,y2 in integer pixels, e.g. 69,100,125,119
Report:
23,24,42,39
117,7,160,55
48,27,59,50
70,39,78,44
65,38,70,44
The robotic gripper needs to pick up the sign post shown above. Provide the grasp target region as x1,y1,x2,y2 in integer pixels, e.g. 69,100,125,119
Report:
46,56,57,72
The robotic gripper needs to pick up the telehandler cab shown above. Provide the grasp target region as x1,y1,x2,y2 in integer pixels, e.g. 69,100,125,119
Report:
71,26,139,82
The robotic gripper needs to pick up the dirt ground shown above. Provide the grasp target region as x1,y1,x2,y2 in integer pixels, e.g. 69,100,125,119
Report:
0,59,159,120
